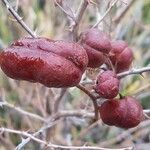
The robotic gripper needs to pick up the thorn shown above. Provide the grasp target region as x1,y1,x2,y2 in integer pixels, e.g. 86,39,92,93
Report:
139,73,144,78
144,112,150,120
54,0,63,6
100,67,107,71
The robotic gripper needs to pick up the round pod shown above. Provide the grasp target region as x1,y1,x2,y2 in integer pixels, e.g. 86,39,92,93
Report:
94,70,119,99
99,97,143,128
80,28,111,68
108,40,133,73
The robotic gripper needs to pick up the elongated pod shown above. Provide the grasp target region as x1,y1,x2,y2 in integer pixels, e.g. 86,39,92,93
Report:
0,38,88,87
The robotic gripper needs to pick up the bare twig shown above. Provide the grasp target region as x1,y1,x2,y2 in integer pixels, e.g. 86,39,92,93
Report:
113,0,135,24
143,113,150,120
0,127,133,150
93,0,118,28
54,0,75,21
52,110,94,120
49,109,150,121
1,0,36,38
75,0,89,27
76,84,96,100
15,110,93,149
71,0,89,40
143,110,150,114
15,120,60,150
15,107,150,149
99,120,150,147
0,100,45,122
54,88,67,113
76,84,99,121
117,66,150,78
74,120,101,143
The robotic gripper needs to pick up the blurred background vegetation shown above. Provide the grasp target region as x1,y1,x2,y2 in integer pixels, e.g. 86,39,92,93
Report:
0,0,150,150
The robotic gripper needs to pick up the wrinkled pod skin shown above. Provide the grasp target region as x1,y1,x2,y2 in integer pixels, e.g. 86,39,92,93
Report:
94,70,120,99
80,28,111,68
108,40,134,73
0,37,88,88
99,97,144,128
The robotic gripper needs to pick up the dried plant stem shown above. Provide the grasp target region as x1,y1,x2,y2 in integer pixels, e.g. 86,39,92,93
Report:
93,0,118,28
54,88,67,113
113,0,135,24
1,0,36,38
99,120,150,147
51,110,94,120
71,0,89,40
76,84,99,121
74,120,100,143
0,127,133,150
15,120,59,150
75,0,88,27
15,110,94,149
54,0,75,21
0,100,45,122
117,66,150,78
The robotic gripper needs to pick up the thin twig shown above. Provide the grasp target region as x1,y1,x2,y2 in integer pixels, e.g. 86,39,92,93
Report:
76,84,96,100
1,0,36,38
15,120,60,150
4,108,150,149
143,110,150,114
52,110,94,120
143,113,150,120
71,0,89,40
0,127,133,150
81,66,150,85
0,100,45,122
99,120,150,147
75,0,89,26
113,0,135,24
74,120,100,143
54,88,67,113
15,110,93,149
117,66,150,78
54,0,75,21
76,84,99,121
93,0,118,28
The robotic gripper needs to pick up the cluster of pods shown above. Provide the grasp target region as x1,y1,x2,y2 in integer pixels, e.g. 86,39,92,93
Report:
0,28,144,128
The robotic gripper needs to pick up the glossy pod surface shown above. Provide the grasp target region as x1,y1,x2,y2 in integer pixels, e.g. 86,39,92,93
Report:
0,38,88,87
82,43,105,68
80,28,111,68
95,71,119,99
99,97,143,128
109,40,134,73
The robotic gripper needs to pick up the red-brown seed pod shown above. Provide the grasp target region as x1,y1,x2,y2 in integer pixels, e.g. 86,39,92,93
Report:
108,40,134,73
94,70,119,99
99,97,143,128
80,28,111,68
82,44,105,68
0,37,88,88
